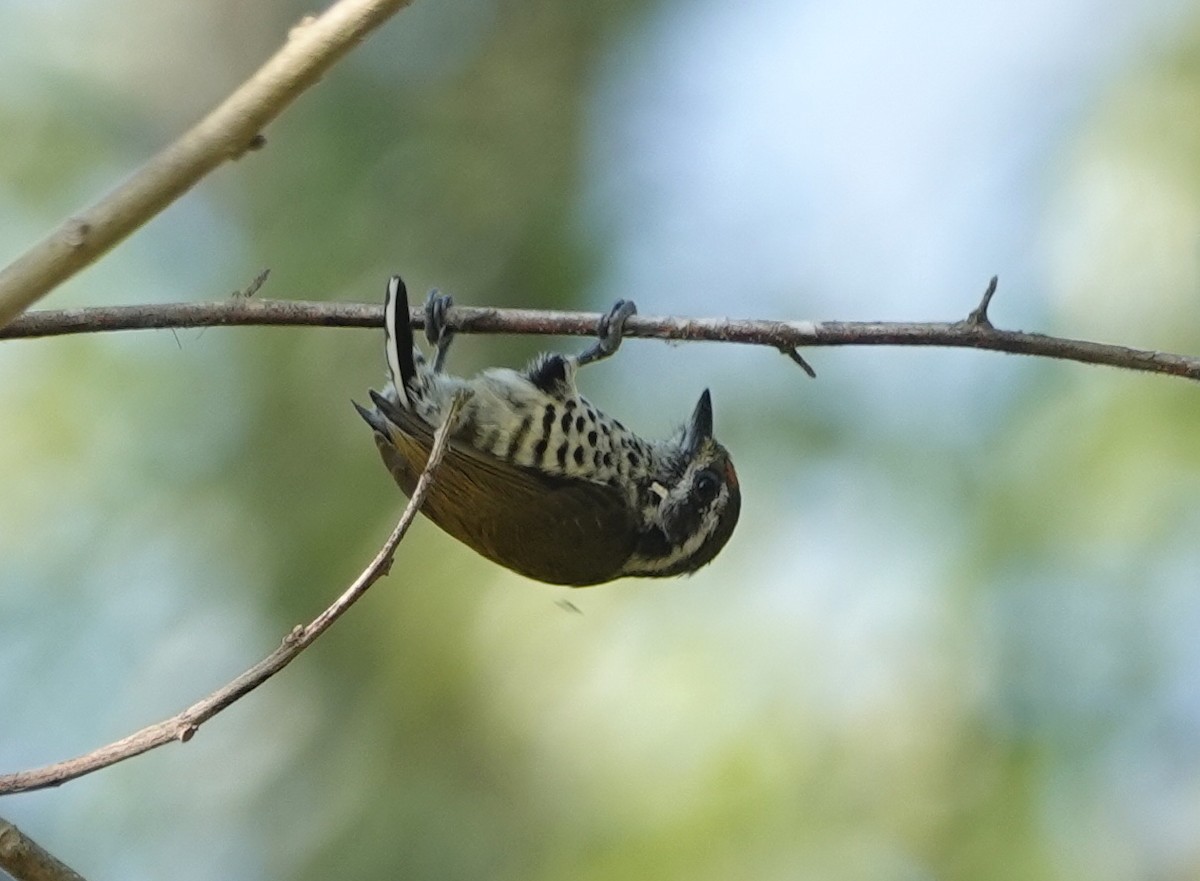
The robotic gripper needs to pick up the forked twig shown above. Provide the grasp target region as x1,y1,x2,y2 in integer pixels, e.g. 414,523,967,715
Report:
0,392,467,796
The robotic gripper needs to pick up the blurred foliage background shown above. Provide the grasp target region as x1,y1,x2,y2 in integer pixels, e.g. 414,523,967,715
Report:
3,0,1200,879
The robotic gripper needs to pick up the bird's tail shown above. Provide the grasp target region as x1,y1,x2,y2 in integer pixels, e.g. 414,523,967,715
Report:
384,274,418,408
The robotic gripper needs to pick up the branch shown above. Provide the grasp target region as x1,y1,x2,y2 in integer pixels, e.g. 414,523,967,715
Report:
2,278,1198,382
0,392,467,796
0,818,88,881
0,0,413,331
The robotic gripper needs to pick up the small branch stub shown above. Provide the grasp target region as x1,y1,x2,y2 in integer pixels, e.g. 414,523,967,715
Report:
966,275,999,329
780,347,818,378
235,268,271,299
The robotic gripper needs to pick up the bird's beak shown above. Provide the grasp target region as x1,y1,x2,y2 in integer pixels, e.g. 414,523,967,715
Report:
683,389,713,455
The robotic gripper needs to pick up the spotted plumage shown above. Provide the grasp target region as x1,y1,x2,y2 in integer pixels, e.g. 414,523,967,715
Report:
354,275,741,586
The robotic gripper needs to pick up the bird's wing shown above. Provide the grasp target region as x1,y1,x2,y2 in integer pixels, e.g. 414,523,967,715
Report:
360,397,638,586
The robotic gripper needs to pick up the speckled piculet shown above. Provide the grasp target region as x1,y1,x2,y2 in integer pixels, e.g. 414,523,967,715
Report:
354,276,741,586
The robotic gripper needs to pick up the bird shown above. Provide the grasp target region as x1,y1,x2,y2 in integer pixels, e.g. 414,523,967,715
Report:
354,275,741,586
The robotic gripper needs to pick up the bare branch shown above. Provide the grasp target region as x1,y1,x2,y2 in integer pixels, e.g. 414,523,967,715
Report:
0,0,413,330
0,392,467,796
2,280,1198,381
0,817,88,881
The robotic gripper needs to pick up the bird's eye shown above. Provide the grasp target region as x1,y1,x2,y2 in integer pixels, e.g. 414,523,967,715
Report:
693,469,721,504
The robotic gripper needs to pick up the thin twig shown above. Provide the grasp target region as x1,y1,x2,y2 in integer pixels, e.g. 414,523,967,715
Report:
0,817,88,881
2,281,1198,381
0,0,413,330
0,392,467,796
